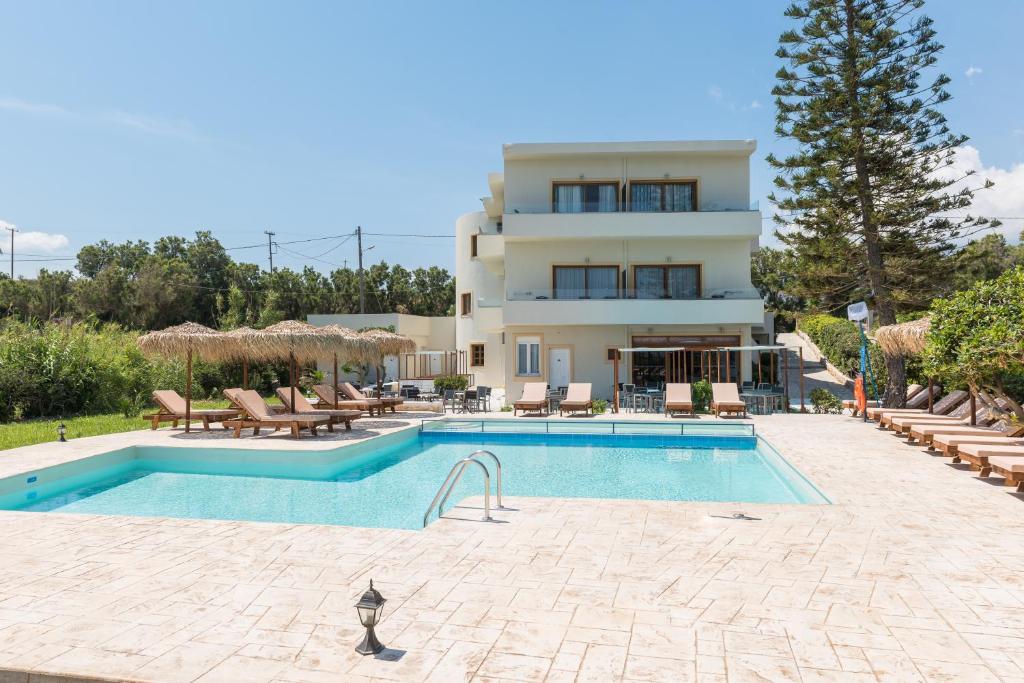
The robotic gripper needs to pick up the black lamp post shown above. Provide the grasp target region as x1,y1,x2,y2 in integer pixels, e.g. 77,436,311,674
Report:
57,422,67,442
354,580,386,655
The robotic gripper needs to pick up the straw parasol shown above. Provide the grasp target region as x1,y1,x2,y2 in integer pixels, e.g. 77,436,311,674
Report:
874,317,931,358
359,328,417,394
313,324,375,409
222,326,261,389
249,320,332,411
137,322,226,432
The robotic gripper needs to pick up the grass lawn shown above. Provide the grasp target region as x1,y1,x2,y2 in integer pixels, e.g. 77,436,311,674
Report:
0,399,240,451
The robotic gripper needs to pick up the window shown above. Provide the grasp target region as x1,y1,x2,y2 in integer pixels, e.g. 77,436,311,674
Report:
634,265,701,299
470,234,478,257
552,182,619,213
460,292,472,316
516,336,541,376
553,265,620,299
470,343,485,367
630,181,696,212
606,347,620,361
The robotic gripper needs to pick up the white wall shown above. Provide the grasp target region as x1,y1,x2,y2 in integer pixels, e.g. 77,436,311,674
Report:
455,211,506,388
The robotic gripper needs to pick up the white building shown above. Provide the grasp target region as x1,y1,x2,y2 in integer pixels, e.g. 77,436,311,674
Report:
456,140,769,402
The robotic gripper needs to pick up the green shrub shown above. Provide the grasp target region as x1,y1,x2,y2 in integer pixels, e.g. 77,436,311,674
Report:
433,374,469,393
692,379,712,412
809,388,843,414
591,399,608,414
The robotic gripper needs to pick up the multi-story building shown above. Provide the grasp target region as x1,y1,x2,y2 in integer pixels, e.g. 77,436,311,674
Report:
455,140,768,401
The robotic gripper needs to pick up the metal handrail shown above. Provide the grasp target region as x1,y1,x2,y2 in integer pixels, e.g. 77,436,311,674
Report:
423,457,492,528
438,450,504,515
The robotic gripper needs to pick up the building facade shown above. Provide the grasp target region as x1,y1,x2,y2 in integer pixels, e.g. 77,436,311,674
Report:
455,140,769,402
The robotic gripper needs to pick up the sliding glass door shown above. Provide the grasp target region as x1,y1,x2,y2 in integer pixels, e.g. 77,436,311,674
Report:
553,182,619,213
634,265,701,299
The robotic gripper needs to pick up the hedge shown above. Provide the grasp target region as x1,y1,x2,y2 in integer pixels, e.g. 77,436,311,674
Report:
798,314,888,387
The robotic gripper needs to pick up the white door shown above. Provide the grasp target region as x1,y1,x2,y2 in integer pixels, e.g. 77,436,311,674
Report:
548,348,570,389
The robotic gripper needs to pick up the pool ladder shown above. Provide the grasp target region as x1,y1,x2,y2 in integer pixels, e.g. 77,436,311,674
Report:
423,450,504,528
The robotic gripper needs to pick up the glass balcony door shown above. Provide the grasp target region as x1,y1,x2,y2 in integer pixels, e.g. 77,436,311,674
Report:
553,182,619,213
553,265,620,299
634,265,701,299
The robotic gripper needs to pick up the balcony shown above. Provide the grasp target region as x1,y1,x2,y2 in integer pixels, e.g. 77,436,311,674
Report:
474,233,504,276
501,288,764,327
502,204,761,240
475,297,504,333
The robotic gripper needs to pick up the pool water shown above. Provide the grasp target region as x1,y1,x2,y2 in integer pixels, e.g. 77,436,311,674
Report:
4,430,828,529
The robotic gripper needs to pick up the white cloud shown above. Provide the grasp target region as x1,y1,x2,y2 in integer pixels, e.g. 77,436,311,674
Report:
934,145,1024,242
0,97,69,116
0,220,71,253
965,66,983,78
750,100,763,109
0,95,201,141
708,85,724,102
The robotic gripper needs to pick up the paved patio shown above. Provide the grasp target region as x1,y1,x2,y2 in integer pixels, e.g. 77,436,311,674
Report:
0,412,1023,681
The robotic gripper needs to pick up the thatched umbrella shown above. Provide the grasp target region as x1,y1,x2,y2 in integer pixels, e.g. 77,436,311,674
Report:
359,329,417,395
223,326,261,389
311,324,375,408
251,320,329,411
137,322,227,433
875,317,931,357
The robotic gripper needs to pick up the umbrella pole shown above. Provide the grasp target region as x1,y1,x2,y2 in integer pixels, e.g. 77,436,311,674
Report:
185,349,192,433
612,351,619,414
290,351,296,412
333,353,339,409
799,347,806,413
242,359,248,390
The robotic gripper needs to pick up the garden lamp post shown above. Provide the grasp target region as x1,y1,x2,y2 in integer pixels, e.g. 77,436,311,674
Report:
57,422,67,442
354,580,386,655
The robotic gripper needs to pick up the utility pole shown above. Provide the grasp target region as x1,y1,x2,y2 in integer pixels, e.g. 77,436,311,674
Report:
264,230,275,273
356,225,365,314
3,225,15,278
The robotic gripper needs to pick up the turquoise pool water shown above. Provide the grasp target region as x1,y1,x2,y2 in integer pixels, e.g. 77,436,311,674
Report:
1,426,827,529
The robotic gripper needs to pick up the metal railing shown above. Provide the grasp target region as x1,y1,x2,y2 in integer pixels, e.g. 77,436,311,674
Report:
421,419,756,437
423,450,504,528
506,287,762,302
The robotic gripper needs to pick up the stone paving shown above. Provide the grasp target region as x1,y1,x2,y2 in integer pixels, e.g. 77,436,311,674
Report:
0,413,1022,681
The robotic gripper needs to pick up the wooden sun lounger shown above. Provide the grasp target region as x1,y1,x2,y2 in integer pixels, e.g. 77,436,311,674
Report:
711,383,747,418
312,384,385,416
341,382,403,413
984,456,1024,491
664,383,695,417
954,443,1024,483
886,404,980,434
907,421,1002,445
143,390,239,430
931,433,1024,457
845,383,922,416
275,387,362,431
514,382,549,416
865,384,940,420
559,383,592,416
879,390,969,428
223,389,332,438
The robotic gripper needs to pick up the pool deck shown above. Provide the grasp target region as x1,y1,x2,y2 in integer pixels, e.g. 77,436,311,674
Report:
1,412,1023,681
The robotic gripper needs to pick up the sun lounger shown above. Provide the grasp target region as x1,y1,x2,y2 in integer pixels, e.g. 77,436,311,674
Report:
865,384,940,420
223,389,332,438
559,383,592,416
711,383,747,418
664,383,695,417
312,384,384,416
845,383,923,416
341,382,403,413
983,455,1024,491
514,382,549,416
143,390,239,430
275,387,362,431
955,443,1024,482
879,390,969,429
907,419,1005,445
931,433,1024,457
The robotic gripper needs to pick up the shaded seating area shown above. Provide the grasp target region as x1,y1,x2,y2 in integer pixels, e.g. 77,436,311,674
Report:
274,387,362,431
144,390,239,430
312,384,384,416
223,388,332,438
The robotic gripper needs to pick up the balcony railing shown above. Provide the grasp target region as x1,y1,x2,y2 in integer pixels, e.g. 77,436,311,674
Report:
506,287,762,301
505,201,759,215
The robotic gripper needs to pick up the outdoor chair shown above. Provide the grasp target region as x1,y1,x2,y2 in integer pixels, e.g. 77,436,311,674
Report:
711,383,747,418
274,387,362,431
513,382,549,416
312,384,384,416
223,389,332,438
341,382,403,413
559,383,593,416
144,390,239,431
441,389,458,413
664,383,695,417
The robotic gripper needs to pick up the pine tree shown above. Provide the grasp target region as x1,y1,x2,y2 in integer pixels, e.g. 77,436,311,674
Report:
768,0,995,406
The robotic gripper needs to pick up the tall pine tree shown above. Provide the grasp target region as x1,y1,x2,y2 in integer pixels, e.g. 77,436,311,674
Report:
768,0,994,406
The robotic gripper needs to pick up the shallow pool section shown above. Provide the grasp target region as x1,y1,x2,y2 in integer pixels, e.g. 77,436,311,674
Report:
0,426,828,529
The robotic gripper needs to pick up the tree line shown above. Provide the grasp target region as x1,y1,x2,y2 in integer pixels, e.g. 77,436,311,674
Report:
0,231,455,329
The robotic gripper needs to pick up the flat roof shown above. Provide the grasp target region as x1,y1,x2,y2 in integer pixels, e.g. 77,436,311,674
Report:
504,139,757,160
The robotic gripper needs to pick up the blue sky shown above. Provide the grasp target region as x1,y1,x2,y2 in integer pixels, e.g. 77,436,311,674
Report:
1,0,1022,277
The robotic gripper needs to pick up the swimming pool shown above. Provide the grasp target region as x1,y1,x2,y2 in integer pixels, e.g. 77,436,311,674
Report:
0,422,828,529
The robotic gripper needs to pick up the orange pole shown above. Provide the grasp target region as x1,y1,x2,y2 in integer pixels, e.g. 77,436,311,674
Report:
184,348,192,433
612,352,620,414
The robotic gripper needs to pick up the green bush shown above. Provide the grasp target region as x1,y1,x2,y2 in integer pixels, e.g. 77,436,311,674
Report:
809,388,843,414
433,374,469,393
692,379,712,413
798,313,888,386
591,399,608,414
